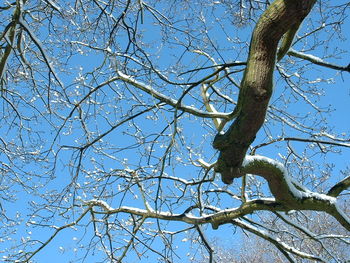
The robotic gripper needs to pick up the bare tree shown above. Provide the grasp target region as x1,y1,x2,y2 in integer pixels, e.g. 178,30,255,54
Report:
0,0,349,262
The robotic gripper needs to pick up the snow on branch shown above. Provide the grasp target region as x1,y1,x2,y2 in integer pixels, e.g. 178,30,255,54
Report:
233,218,327,262
84,155,350,231
243,155,336,204
83,198,285,229
242,155,332,202
241,155,350,231
116,70,232,120
19,18,64,87
288,49,350,72
201,83,223,131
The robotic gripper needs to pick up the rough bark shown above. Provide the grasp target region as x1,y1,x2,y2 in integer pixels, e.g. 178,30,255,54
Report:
213,0,317,184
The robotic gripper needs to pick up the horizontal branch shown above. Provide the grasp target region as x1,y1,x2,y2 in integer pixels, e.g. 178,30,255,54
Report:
83,198,286,229
31,197,327,262
288,49,350,72
251,136,350,153
84,153,350,231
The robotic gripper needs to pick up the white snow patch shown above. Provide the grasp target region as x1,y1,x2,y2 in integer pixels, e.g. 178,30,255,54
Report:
86,199,113,211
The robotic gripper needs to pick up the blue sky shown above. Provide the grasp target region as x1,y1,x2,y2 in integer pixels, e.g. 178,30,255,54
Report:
1,1,350,262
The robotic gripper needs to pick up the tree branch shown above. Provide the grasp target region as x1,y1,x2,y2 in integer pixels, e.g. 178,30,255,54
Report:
239,155,350,231
84,153,350,231
328,176,350,197
213,0,317,184
288,49,350,72
116,70,232,120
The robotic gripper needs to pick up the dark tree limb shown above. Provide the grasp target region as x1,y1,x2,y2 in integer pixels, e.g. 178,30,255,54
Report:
213,0,317,184
328,176,350,197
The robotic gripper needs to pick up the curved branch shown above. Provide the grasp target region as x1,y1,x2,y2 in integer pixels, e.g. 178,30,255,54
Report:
213,0,317,184
240,155,350,231
19,18,64,87
277,22,301,62
84,154,350,231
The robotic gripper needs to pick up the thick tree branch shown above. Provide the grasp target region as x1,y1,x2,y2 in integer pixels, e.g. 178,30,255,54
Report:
0,2,21,83
84,158,350,231
238,156,350,231
83,198,285,228
213,0,317,184
84,197,328,262
328,176,350,197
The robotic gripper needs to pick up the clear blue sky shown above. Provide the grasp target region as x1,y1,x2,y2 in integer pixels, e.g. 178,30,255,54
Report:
1,1,349,262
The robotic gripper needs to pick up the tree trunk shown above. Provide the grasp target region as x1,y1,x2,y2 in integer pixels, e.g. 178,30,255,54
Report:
213,0,316,184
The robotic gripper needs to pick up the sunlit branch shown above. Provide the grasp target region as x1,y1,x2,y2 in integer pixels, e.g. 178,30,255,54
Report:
84,199,285,228
239,155,350,231
194,49,228,131
85,154,350,232
116,70,233,120
288,49,350,72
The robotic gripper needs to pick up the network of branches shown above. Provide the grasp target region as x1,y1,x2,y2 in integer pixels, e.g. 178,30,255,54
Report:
0,0,349,262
